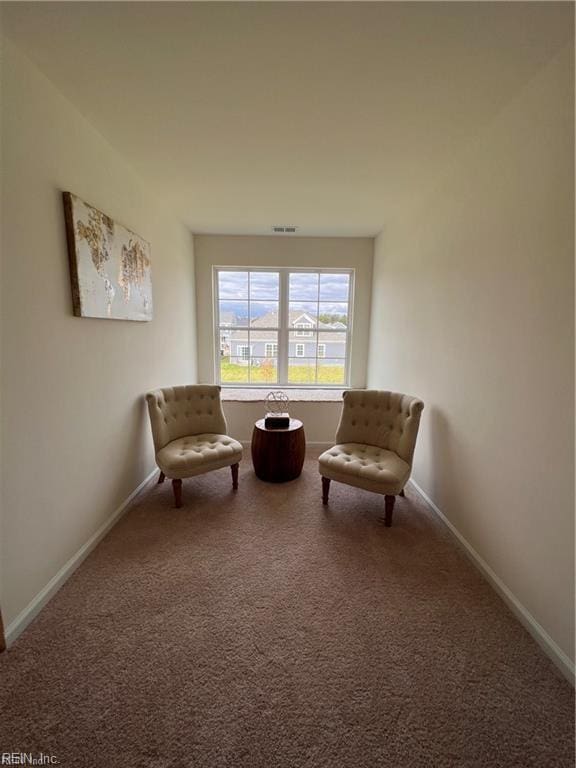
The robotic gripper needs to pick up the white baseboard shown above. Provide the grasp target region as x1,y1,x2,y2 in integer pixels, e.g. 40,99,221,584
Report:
408,478,575,685
5,468,158,647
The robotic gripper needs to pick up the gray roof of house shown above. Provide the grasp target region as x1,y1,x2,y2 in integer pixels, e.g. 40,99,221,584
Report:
223,310,346,343
219,311,236,325
251,310,345,331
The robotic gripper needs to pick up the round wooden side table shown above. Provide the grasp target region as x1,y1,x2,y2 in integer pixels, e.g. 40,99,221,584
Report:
251,418,306,483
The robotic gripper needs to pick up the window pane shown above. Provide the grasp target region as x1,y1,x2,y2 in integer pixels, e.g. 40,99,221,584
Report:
288,357,317,384
289,272,319,301
229,330,250,355
221,356,250,383
289,302,318,334
219,327,248,357
250,356,278,384
289,331,317,358
221,328,251,383
250,300,279,326
218,329,229,357
250,271,279,300
317,358,346,385
219,301,249,327
318,330,347,358
248,331,278,361
318,301,349,327
218,271,248,300
320,273,350,301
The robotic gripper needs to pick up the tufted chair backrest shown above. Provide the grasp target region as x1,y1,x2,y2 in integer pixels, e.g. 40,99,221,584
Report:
335,390,424,465
146,385,228,453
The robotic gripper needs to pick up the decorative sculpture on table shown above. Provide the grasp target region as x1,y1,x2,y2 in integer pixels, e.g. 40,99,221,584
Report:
265,391,290,429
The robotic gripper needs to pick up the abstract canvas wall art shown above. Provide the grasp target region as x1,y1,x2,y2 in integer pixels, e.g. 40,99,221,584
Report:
63,192,153,321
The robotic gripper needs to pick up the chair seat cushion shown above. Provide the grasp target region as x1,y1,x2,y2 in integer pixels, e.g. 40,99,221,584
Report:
156,433,243,479
318,443,410,496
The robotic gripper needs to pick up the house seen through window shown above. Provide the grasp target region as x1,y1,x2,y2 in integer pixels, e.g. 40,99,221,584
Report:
215,268,353,386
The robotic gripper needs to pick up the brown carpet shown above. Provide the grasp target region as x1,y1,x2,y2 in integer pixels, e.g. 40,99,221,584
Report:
1,458,573,767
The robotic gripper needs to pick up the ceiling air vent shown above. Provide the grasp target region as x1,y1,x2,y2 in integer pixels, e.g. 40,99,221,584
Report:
272,226,298,234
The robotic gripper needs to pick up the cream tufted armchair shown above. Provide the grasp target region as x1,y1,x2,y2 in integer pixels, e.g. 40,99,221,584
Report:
146,385,243,508
318,390,424,526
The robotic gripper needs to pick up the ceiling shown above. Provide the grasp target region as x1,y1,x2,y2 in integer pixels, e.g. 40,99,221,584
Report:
2,2,572,236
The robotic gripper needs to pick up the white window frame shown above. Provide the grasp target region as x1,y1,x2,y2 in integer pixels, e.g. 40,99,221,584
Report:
295,343,305,357
318,343,326,358
265,343,278,357
213,267,354,388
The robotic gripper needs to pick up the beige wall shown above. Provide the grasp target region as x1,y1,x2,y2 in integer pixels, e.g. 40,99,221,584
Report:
222,401,342,445
367,44,574,661
0,39,197,626
194,235,373,388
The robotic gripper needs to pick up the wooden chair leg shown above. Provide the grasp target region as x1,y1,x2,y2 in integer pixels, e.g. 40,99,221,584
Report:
172,479,182,508
231,463,239,491
322,477,331,505
384,495,396,527
0,606,6,653
399,488,405,498
158,471,165,484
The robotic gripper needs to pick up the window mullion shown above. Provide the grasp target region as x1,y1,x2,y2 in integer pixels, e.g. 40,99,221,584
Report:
278,269,289,385
247,272,252,384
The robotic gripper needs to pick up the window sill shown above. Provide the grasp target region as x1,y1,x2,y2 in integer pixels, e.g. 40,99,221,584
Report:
220,387,348,403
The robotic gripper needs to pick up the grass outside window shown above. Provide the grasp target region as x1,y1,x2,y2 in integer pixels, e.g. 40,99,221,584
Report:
220,357,345,385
